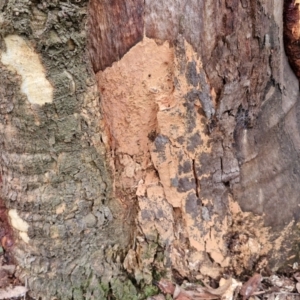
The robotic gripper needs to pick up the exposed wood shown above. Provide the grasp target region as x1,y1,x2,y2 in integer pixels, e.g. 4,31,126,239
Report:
284,0,300,80
88,0,144,72
0,0,300,299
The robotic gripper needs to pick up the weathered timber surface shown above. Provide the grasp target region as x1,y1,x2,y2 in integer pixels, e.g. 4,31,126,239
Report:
0,0,300,299
88,0,144,72
89,0,300,282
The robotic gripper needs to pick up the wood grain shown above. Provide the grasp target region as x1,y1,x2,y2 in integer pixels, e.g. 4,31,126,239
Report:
284,0,300,80
87,0,144,72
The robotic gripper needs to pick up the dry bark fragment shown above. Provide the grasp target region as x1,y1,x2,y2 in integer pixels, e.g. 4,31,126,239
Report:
156,279,176,295
269,275,295,292
0,286,27,299
240,274,262,300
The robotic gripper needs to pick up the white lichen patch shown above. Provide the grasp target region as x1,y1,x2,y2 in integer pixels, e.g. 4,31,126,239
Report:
1,35,53,105
8,209,29,232
19,232,30,244
8,209,30,243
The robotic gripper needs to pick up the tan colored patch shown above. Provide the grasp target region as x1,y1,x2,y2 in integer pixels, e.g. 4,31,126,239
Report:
226,195,273,275
56,203,66,215
8,209,30,244
97,37,173,160
19,232,30,244
8,209,29,232
289,1,300,40
1,35,53,105
97,36,279,282
97,36,220,280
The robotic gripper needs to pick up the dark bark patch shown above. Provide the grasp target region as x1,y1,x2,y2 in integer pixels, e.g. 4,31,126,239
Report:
176,136,185,145
156,209,165,219
154,134,169,153
187,132,202,153
0,197,14,251
226,0,239,9
185,192,198,218
177,177,196,193
179,161,192,175
141,210,153,221
171,177,179,187
240,0,248,8
199,70,214,118
184,91,197,132
186,61,199,87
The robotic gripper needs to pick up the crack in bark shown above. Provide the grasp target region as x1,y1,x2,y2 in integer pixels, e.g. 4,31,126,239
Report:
192,159,200,199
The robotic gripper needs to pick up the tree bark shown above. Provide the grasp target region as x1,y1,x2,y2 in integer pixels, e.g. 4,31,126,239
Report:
0,0,299,299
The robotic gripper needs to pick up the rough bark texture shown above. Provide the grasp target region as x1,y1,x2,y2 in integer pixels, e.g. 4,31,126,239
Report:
89,0,300,284
0,0,299,299
0,1,135,299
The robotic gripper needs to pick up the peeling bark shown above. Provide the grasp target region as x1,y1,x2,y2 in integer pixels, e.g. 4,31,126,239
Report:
91,0,300,282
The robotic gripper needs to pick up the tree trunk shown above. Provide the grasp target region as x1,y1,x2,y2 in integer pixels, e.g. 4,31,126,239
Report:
0,0,299,299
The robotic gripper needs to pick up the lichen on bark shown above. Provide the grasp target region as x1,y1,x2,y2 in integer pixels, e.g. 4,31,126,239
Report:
0,1,134,299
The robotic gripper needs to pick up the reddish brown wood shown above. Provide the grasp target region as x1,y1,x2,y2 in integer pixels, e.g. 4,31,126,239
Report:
284,0,300,80
87,0,144,72
0,198,14,251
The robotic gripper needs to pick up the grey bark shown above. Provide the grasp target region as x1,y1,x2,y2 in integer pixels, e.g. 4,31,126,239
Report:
0,1,133,299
